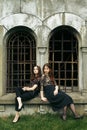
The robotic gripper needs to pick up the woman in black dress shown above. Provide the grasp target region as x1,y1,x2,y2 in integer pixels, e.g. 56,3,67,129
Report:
13,65,41,123
40,63,83,120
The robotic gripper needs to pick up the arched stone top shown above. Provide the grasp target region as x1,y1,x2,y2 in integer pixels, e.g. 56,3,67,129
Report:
0,13,42,31
0,12,86,36
3,26,37,46
43,13,86,33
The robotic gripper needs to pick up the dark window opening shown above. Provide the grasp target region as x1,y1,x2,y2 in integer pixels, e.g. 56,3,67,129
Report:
7,27,36,93
49,27,78,92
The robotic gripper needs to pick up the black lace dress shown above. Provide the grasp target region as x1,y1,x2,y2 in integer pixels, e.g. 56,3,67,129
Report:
41,75,73,111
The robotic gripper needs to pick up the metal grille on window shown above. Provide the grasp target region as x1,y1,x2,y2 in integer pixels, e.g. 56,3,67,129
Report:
49,27,78,92
7,31,36,93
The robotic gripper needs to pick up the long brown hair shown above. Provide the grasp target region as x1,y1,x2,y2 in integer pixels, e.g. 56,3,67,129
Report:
43,63,55,85
31,65,42,80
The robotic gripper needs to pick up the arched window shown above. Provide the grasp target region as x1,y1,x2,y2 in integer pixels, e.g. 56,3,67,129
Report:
49,26,78,92
6,26,36,93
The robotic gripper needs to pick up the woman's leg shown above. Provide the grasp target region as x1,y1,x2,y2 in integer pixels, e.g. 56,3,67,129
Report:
70,103,83,119
70,104,77,116
13,98,20,123
13,111,20,123
13,89,34,122
17,97,23,110
15,87,25,110
15,87,24,97
62,106,67,120
17,90,34,111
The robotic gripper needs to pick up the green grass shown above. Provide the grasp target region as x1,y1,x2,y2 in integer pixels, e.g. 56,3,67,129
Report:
0,113,87,130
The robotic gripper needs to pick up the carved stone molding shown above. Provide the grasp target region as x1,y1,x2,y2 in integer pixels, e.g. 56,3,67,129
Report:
81,47,87,53
38,47,47,54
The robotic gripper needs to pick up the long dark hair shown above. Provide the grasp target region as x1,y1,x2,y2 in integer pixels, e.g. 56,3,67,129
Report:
43,63,55,85
31,65,42,80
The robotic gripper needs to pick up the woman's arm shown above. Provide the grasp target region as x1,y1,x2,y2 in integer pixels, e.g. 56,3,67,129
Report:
40,75,48,102
22,84,37,91
40,90,48,102
40,80,48,102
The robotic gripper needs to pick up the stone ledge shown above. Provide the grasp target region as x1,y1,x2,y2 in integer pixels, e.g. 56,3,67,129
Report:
0,92,87,105
0,93,48,105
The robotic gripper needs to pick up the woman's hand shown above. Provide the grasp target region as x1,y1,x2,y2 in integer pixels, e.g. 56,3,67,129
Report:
54,85,59,95
22,84,37,91
22,87,27,91
41,97,48,102
54,89,58,96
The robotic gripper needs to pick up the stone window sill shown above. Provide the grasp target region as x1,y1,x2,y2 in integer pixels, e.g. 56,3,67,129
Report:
0,92,86,105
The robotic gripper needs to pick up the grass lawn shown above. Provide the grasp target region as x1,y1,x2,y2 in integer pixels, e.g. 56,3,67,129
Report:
0,113,87,130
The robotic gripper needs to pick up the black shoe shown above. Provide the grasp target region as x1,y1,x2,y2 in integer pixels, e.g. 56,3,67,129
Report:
18,104,24,111
12,117,20,123
74,115,83,119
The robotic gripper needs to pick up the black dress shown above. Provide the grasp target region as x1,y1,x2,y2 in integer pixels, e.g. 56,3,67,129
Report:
41,75,73,111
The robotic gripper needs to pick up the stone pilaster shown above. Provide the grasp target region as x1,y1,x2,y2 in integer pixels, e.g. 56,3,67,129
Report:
81,47,87,95
38,47,47,68
0,26,6,96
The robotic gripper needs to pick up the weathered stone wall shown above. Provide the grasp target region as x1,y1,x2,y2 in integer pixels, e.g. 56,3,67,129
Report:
0,0,87,20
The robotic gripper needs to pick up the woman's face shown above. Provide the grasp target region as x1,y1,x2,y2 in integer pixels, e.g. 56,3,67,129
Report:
44,66,50,75
33,66,39,75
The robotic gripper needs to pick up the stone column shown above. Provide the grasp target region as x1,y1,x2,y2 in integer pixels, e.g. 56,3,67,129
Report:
0,26,6,96
81,47,87,95
38,47,47,68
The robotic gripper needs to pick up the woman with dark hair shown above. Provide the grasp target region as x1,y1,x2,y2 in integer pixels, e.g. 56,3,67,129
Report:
13,65,41,123
40,63,83,120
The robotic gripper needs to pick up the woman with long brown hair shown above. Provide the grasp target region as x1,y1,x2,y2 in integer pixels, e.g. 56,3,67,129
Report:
40,63,83,120
13,65,41,123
